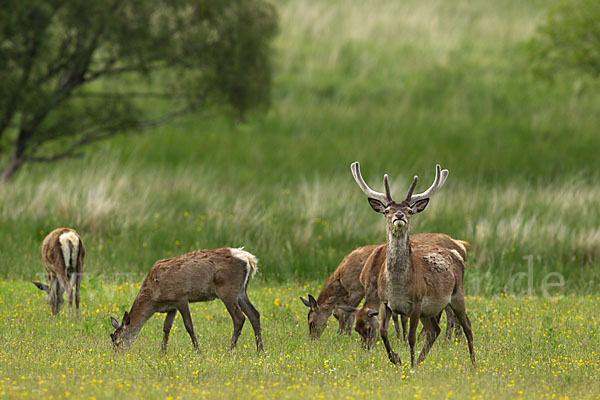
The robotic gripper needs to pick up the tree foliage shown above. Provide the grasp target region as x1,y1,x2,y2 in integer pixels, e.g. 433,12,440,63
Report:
529,0,600,80
0,0,277,181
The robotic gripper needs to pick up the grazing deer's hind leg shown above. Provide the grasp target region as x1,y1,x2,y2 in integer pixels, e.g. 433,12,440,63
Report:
162,310,177,353
177,301,199,350
417,316,441,365
380,304,400,364
219,292,246,350
238,290,263,353
449,295,476,366
55,270,72,316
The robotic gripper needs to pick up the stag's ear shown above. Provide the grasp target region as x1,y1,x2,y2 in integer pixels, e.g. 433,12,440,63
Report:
32,281,50,293
368,198,386,214
300,296,311,308
110,317,120,330
366,309,379,318
410,198,429,214
123,311,131,326
337,306,358,313
308,294,318,309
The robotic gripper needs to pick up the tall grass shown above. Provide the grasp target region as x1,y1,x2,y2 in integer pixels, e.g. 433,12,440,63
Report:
0,0,599,294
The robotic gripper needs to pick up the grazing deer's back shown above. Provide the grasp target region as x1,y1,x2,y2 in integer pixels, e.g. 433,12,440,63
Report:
145,248,251,303
338,244,380,293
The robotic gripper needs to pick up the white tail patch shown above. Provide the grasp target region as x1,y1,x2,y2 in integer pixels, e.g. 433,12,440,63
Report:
452,239,470,255
449,249,465,264
230,247,258,288
59,232,79,272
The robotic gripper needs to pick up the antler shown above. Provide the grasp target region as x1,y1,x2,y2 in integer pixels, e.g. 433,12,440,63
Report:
351,162,393,203
406,164,449,203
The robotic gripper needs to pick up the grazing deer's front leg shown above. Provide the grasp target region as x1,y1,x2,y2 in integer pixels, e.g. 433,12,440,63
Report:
55,271,73,317
238,291,263,353
162,310,177,353
177,301,199,350
339,292,363,335
417,316,441,365
392,313,408,342
380,304,400,364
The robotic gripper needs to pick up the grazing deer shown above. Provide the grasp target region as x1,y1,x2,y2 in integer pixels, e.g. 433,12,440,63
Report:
300,244,406,340
32,228,85,316
109,247,263,354
350,162,476,366
339,234,469,348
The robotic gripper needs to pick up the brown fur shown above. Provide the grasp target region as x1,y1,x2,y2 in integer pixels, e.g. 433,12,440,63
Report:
110,247,263,354
350,234,467,348
33,228,85,316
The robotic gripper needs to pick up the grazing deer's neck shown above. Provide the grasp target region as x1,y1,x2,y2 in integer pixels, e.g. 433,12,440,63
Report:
125,295,156,341
385,229,411,276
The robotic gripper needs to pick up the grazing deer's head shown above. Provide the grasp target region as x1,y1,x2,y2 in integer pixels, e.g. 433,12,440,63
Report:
300,295,329,339
110,311,132,349
338,305,379,348
351,162,448,237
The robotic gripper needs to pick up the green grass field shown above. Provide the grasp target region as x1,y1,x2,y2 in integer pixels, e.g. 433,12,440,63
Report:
1,0,599,398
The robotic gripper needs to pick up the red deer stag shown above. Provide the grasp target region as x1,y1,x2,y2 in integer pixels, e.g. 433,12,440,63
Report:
32,228,85,316
339,234,468,348
109,247,263,354
350,162,476,367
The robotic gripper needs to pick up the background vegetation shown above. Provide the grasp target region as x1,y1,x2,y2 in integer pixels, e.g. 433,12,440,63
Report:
1,0,598,294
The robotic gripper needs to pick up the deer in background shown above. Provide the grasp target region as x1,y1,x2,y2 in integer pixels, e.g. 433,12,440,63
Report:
350,162,476,366
300,244,406,340
110,247,263,354
32,228,85,316
339,234,469,348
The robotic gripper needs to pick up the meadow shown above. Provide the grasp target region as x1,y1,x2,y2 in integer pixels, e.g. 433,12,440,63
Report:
1,0,599,398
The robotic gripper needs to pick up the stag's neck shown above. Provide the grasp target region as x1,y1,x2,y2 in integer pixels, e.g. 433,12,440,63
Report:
385,229,411,277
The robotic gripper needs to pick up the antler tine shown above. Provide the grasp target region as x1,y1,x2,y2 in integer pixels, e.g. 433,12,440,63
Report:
404,176,418,202
383,174,393,203
350,162,389,203
409,164,449,203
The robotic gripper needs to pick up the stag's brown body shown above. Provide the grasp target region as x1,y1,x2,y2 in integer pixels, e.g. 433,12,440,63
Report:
350,162,476,366
342,234,467,347
110,247,263,353
33,228,85,315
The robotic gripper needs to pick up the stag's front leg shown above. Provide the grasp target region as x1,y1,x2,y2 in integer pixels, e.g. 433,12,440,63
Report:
162,310,177,353
380,304,400,364
408,303,421,368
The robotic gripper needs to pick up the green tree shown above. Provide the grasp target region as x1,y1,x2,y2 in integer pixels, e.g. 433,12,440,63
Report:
529,0,600,80
0,0,277,182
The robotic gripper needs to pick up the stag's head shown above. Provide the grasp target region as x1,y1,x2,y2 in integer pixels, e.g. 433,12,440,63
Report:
339,305,380,348
350,162,448,237
32,281,64,315
110,311,132,349
300,294,329,339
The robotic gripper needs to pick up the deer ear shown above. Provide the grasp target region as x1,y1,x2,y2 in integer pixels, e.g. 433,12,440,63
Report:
368,198,386,214
337,305,358,313
367,309,379,318
410,198,429,214
32,281,50,293
300,296,311,308
123,311,131,326
308,294,318,309
110,317,120,330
